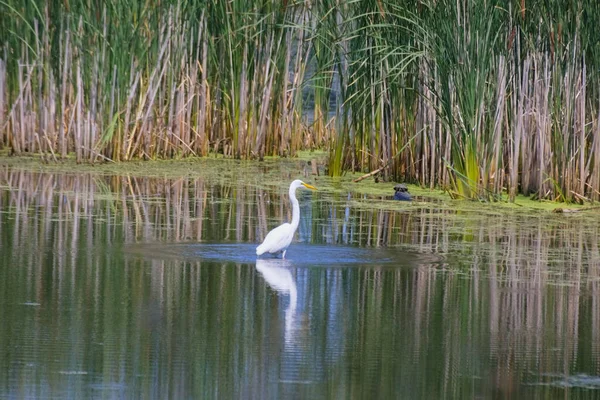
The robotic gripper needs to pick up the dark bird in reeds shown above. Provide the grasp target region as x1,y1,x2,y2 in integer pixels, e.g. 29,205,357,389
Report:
394,184,412,201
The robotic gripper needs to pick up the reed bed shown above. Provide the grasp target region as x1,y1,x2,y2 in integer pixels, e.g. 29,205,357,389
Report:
327,0,600,202
0,1,317,162
2,1,600,202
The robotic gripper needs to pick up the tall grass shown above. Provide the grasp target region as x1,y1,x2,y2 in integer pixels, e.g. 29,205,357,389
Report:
2,1,600,202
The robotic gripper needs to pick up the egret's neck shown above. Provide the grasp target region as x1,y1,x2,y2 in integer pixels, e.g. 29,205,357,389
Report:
290,186,300,230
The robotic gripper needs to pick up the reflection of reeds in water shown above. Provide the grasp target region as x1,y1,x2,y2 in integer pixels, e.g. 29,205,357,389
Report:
1,166,599,274
0,168,599,397
2,166,599,267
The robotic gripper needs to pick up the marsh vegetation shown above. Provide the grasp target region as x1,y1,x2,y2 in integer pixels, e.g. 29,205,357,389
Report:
1,0,600,202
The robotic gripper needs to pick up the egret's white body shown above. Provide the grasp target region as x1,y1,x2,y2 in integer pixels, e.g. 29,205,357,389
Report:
256,180,317,259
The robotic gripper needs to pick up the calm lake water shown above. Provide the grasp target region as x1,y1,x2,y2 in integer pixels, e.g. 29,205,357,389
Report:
1,164,600,399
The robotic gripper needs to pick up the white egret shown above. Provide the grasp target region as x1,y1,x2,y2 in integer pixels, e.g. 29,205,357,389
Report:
256,179,317,259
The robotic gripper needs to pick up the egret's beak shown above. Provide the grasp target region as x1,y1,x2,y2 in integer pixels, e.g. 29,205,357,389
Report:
302,183,318,190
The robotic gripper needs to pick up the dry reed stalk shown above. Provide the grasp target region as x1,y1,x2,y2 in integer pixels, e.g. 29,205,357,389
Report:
196,12,208,156
290,22,311,156
578,62,586,198
34,19,44,156
520,63,534,195
0,58,5,149
122,69,140,161
253,31,276,160
491,57,506,195
369,72,377,172
107,65,117,159
561,68,573,201
380,67,389,179
537,56,551,198
16,61,25,155
89,55,100,162
75,60,82,163
59,28,70,159
166,72,177,156
47,67,57,156
510,55,529,202
424,65,439,189
185,66,196,158
591,104,600,202
280,29,293,156
246,58,259,156
236,43,248,158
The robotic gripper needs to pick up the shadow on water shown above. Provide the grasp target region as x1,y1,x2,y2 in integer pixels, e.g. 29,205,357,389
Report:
1,167,600,399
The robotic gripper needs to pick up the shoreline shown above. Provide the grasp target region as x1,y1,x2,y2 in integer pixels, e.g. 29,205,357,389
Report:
0,152,593,213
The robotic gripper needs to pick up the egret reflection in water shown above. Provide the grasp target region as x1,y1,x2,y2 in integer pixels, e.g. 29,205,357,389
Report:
254,258,331,386
255,259,298,344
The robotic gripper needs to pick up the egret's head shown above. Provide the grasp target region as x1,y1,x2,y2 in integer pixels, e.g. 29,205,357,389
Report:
291,179,318,191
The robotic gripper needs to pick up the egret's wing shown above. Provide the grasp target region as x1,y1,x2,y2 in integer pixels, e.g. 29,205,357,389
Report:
258,223,293,254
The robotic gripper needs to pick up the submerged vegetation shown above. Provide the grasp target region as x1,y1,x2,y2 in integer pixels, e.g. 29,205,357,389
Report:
1,0,600,202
